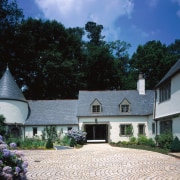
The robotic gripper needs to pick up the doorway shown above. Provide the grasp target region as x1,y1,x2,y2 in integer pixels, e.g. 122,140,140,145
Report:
85,124,108,142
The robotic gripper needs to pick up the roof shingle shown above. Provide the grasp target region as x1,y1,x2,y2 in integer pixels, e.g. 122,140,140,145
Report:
0,67,26,101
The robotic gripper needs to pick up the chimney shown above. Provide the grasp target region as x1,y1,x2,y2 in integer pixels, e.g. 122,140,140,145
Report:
137,73,145,95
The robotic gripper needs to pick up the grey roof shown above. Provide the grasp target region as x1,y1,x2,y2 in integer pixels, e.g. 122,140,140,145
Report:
25,100,78,125
0,67,26,102
77,90,155,117
156,59,180,88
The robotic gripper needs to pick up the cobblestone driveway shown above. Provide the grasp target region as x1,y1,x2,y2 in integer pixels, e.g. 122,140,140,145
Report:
24,144,180,180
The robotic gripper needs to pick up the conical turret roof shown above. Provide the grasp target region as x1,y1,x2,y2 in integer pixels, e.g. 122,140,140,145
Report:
0,67,26,102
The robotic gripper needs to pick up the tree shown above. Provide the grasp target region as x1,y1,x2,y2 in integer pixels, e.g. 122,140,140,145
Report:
0,115,6,136
0,0,24,71
130,40,172,89
85,21,105,46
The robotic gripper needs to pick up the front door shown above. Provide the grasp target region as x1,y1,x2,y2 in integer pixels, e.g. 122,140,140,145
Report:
85,124,108,142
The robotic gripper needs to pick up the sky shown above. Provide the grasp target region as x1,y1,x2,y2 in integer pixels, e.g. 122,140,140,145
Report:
16,0,180,56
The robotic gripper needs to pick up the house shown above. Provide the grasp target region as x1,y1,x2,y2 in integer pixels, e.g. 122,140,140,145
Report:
154,59,180,139
1,60,179,143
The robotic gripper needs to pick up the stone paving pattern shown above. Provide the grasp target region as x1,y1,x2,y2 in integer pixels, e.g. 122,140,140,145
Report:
24,144,180,180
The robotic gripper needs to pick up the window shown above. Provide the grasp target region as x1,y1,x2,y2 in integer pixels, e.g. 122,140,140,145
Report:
138,124,145,135
152,123,155,134
120,124,133,136
121,105,129,112
91,99,102,113
68,127,72,131
92,105,101,113
120,98,131,113
33,127,37,136
160,120,172,134
159,82,171,102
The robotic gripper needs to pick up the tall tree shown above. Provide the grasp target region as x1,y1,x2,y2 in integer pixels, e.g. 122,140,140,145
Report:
130,40,171,89
0,0,23,71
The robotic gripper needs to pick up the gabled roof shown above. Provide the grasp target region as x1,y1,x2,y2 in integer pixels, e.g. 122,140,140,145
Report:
156,59,180,88
25,100,78,125
77,90,154,117
0,67,26,102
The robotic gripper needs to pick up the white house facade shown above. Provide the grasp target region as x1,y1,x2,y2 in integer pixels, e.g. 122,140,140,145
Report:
154,59,180,139
0,60,179,142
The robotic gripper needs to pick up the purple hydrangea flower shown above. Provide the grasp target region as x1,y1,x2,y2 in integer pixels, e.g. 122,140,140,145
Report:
15,166,21,174
0,135,2,140
2,166,12,174
22,161,28,169
0,144,8,150
9,142,17,149
3,149,10,158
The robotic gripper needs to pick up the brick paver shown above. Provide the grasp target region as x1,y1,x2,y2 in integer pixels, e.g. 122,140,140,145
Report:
24,144,180,180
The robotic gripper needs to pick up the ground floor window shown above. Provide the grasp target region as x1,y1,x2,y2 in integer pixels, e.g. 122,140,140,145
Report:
160,120,172,134
120,124,133,136
68,127,72,131
152,123,155,134
33,127,37,136
138,124,145,135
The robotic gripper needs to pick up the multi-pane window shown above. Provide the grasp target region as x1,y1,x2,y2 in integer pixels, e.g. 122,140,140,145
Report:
33,127,37,136
120,124,133,136
160,120,172,134
121,105,129,112
159,82,171,103
92,105,101,113
138,124,145,135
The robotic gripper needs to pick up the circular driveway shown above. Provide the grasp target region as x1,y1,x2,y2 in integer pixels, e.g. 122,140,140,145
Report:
24,144,180,180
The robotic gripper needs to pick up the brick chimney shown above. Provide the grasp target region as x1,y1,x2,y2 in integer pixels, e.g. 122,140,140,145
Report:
137,73,145,95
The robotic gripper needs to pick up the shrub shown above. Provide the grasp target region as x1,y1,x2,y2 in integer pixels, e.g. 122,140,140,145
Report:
146,138,156,147
67,129,87,145
0,135,28,179
170,136,180,152
46,138,54,149
156,131,173,149
129,137,137,145
137,135,149,145
69,137,76,147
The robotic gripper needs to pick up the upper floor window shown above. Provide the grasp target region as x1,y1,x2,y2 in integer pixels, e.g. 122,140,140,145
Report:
120,98,131,113
159,82,171,103
91,99,102,114
121,105,129,112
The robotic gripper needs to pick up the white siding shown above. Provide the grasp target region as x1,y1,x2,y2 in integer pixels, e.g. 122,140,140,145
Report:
0,100,29,124
155,73,180,118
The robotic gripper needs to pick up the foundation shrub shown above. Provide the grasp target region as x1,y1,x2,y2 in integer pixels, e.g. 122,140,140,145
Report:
137,135,149,145
170,136,180,152
129,137,137,145
45,138,53,149
156,131,173,149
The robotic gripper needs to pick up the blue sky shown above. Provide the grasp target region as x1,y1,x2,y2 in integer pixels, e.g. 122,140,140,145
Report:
16,0,180,56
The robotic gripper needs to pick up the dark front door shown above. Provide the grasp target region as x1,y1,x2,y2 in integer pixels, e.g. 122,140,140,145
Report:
85,124,108,142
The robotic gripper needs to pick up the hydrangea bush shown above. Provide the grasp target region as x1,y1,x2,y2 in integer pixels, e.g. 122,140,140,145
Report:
67,129,87,146
0,135,28,180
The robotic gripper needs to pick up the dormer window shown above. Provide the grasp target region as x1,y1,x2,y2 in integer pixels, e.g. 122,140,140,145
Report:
121,105,129,112
92,105,101,113
91,99,102,114
120,98,131,113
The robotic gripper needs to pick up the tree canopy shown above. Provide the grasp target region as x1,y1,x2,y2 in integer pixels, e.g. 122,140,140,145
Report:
0,0,179,99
